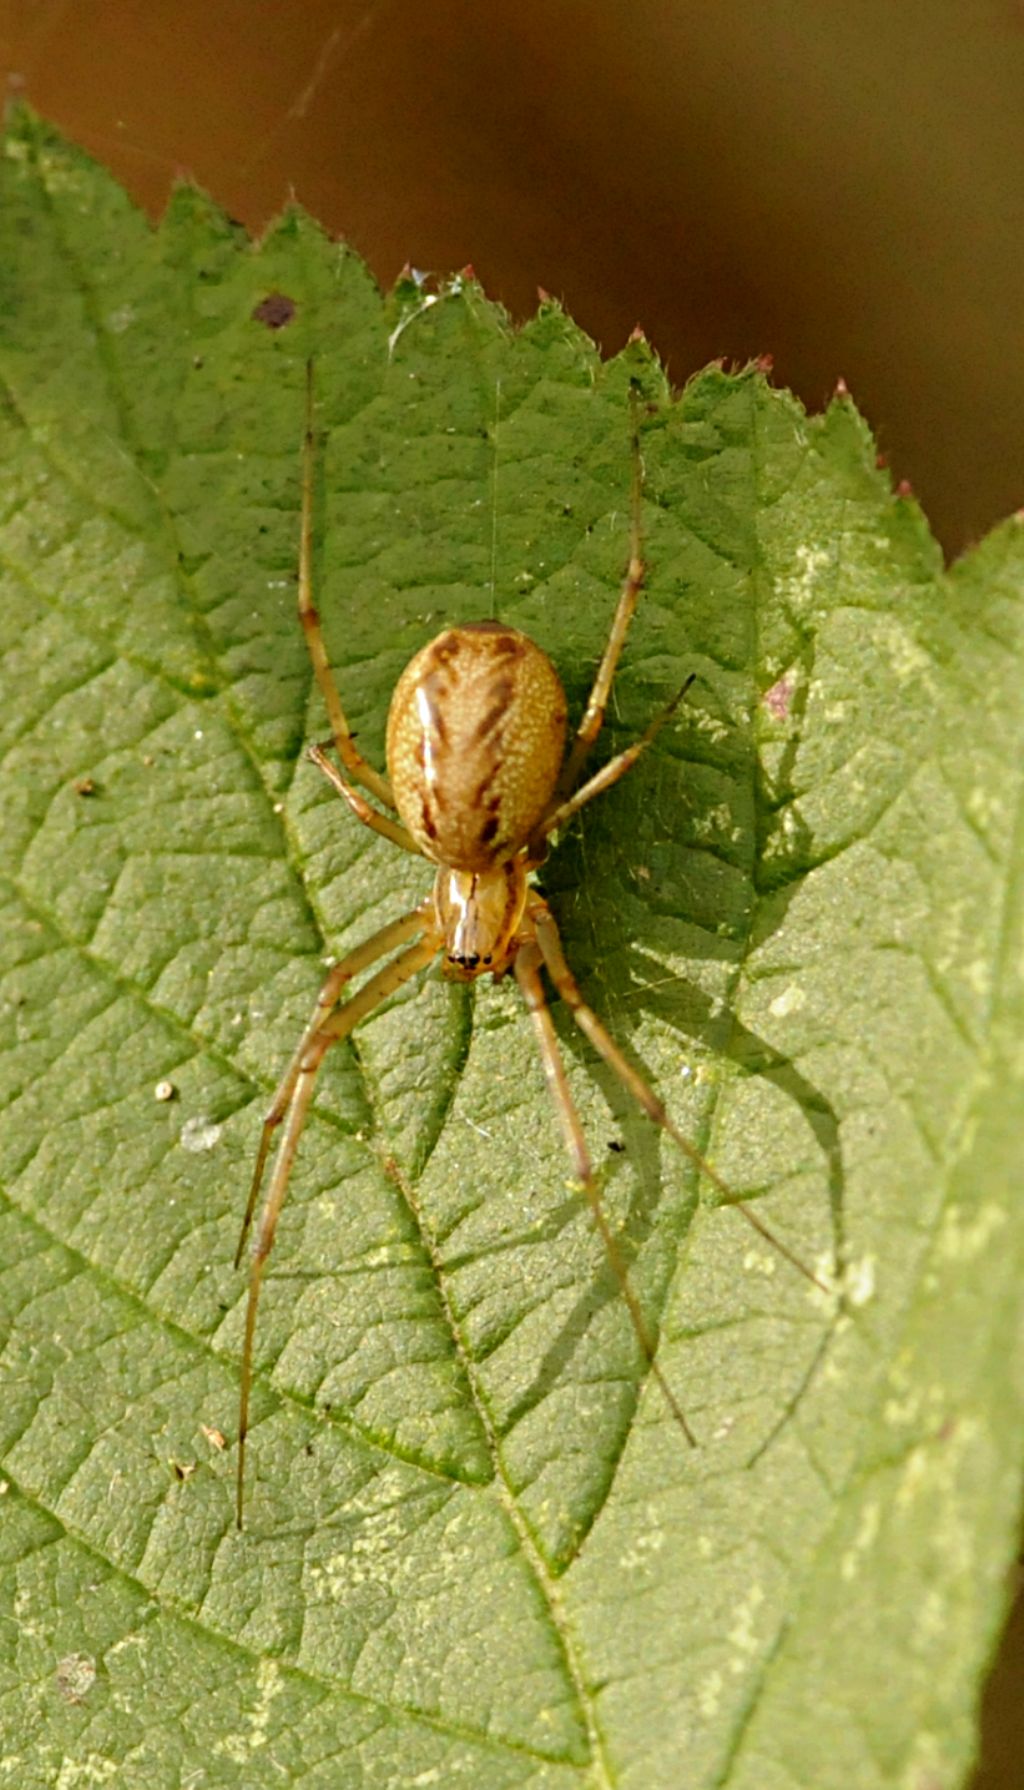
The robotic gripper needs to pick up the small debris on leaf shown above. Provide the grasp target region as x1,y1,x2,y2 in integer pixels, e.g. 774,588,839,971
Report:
56,1654,96,1704
251,291,296,329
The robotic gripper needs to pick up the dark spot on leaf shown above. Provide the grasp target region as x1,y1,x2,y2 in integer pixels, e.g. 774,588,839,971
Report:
607,1139,625,1153
252,292,297,330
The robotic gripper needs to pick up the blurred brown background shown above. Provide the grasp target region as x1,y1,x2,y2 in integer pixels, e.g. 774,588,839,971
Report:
1,0,1021,1778
3,0,1024,554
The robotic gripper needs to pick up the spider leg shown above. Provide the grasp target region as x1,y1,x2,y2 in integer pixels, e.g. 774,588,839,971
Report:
530,900,829,1294
299,360,396,811
309,742,421,855
235,903,433,1270
555,385,646,800
235,928,438,1527
514,937,697,1447
539,675,694,842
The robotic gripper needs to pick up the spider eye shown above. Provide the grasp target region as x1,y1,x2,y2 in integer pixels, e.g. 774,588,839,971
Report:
483,954,492,964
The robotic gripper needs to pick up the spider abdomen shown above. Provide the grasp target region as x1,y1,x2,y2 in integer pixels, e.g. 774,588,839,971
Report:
385,621,567,869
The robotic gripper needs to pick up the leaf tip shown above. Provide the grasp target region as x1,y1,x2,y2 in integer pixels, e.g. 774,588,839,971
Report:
619,325,669,392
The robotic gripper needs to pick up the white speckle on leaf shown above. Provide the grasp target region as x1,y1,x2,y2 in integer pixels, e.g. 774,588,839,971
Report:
840,1500,880,1580
895,1444,932,1508
845,1255,876,1306
885,627,931,683
965,957,992,999
965,783,1006,833
55,1758,117,1789
938,1201,1006,1261
180,1115,222,1153
106,304,136,334
884,1390,923,1429
690,801,733,843
619,1525,666,1574
692,706,730,746
728,1584,765,1667
38,153,89,198
215,1659,283,1761
743,1248,776,1277
768,982,806,1019
697,1669,723,1717
313,1507,410,1595
782,543,831,609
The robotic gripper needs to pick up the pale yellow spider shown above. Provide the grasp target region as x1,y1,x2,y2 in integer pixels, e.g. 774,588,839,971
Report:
234,366,817,1526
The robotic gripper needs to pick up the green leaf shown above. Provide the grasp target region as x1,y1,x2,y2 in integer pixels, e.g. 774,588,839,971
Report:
1,108,1022,1790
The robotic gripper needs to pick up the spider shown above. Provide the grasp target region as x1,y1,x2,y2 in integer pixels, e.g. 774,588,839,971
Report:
233,363,818,1526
